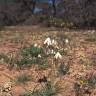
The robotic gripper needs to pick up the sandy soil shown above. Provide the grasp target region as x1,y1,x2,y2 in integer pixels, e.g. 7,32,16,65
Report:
0,26,96,96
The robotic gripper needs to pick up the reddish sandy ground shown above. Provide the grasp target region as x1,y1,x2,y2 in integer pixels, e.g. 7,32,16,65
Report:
0,26,96,96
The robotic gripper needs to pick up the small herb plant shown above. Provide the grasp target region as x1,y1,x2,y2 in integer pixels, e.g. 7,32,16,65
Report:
15,45,45,68
85,34,96,42
16,73,32,84
91,53,96,67
58,63,70,76
16,58,37,68
21,45,44,57
0,53,9,63
74,74,96,96
87,75,96,88
22,81,60,96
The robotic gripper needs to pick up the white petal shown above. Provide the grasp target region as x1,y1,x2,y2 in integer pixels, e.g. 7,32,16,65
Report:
51,50,54,54
44,37,51,45
54,52,62,59
47,40,52,46
38,54,41,58
34,43,38,47
65,39,69,44
52,39,57,45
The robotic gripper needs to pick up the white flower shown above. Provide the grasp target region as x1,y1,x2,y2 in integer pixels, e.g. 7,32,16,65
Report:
38,45,41,48
44,37,52,46
34,43,38,47
64,48,68,51
51,49,56,54
65,39,69,44
0,58,4,63
51,39,57,45
54,52,62,59
51,50,54,54
38,54,41,58
92,30,95,33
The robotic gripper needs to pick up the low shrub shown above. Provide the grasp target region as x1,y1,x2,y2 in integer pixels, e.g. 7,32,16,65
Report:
22,81,60,96
58,63,70,76
16,73,32,84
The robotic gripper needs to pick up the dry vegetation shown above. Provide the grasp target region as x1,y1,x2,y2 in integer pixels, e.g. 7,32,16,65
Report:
0,26,96,96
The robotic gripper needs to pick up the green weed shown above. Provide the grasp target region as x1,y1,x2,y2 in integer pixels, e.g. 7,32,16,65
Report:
58,63,70,76
22,81,60,96
16,73,32,84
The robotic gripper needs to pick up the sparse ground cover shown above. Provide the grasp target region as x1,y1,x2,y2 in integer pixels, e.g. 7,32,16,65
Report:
0,26,96,96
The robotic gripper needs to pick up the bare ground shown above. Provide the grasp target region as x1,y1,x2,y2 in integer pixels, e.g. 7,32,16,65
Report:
0,26,96,96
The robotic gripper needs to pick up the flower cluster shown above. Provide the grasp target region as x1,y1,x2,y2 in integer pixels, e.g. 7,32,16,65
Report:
54,52,62,59
44,37,62,59
44,37,57,47
65,39,69,44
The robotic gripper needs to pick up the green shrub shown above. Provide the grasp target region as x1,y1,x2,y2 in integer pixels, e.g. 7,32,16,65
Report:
74,75,96,96
22,82,60,96
21,45,44,57
21,48,31,57
85,36,96,42
58,63,70,75
37,57,49,70
16,73,32,84
0,53,9,63
87,76,96,88
17,44,51,69
16,58,37,67
30,45,43,57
